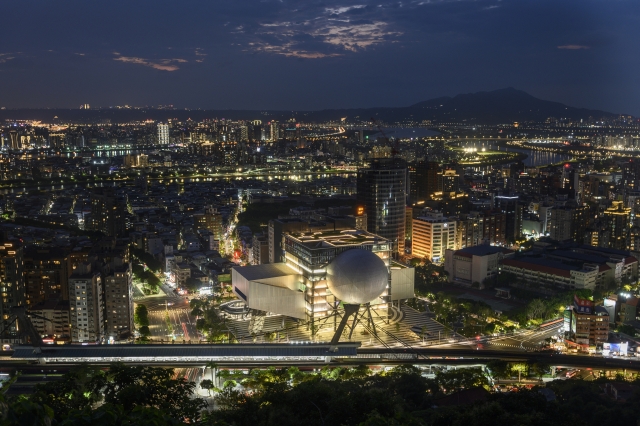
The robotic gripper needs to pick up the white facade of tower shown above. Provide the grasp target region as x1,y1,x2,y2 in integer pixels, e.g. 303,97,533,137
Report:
158,123,169,145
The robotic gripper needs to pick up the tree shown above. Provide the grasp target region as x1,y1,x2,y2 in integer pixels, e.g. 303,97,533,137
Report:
200,379,214,396
101,363,207,423
487,360,510,384
526,299,546,321
530,361,551,381
510,363,528,383
134,304,149,327
617,324,637,337
435,367,489,393
30,364,106,421
139,326,151,339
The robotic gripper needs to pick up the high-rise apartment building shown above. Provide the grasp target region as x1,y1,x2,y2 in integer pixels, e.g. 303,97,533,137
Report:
23,246,69,308
68,263,104,343
439,169,460,193
603,200,631,250
357,158,407,254
409,161,439,204
456,210,507,248
548,204,588,243
0,241,25,343
30,299,70,340
157,123,169,145
90,188,127,237
494,195,523,243
412,211,456,262
103,264,133,341
270,121,279,142
193,206,224,241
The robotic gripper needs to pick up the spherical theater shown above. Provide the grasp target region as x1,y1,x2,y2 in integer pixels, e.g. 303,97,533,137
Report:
326,249,388,305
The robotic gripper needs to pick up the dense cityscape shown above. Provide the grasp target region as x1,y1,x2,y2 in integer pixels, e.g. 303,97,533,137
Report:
2,0,640,424
0,103,640,423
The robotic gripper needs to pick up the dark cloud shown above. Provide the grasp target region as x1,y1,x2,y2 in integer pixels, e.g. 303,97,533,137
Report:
0,0,637,114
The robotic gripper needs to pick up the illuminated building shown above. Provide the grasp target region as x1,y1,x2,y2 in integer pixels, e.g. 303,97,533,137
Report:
23,246,70,308
157,123,169,145
494,195,523,243
501,257,598,290
603,201,631,250
412,211,456,262
444,245,513,288
193,206,224,241
548,204,588,243
68,263,104,343
90,188,127,237
357,158,408,254
0,241,25,343
455,210,506,247
103,264,134,341
564,295,609,348
438,169,460,193
270,121,279,142
232,229,414,328
29,299,70,340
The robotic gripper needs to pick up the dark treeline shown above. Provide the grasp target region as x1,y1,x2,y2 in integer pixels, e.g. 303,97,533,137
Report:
2,363,640,425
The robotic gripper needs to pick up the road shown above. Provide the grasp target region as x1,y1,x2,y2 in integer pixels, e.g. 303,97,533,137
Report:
431,323,563,352
135,283,200,342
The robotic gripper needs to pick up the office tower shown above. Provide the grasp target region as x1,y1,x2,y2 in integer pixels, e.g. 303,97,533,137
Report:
357,158,408,254
104,263,133,342
270,121,279,142
409,161,439,205
412,211,456,262
239,125,249,142
23,246,69,308
439,169,460,193
494,195,523,243
548,204,588,243
68,263,104,343
90,188,127,237
9,130,19,150
193,206,224,241
561,164,580,200
603,200,631,250
157,123,169,145
0,241,25,343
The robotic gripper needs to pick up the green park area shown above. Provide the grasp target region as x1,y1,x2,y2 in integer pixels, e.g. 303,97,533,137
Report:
451,147,526,166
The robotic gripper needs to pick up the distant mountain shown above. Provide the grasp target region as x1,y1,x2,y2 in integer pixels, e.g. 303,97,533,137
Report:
0,88,620,125
407,87,618,123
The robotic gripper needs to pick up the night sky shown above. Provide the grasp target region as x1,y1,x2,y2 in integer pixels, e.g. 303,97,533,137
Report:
1,0,638,114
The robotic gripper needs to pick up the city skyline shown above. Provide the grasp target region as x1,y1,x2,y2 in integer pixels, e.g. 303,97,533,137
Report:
1,0,639,115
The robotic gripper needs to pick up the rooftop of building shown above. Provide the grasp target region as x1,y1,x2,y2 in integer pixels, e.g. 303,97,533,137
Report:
502,256,584,278
454,245,513,257
286,229,390,250
578,245,634,259
549,250,609,265
31,299,70,312
233,263,299,282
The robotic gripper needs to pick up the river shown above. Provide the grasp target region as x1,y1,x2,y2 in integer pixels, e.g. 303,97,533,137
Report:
460,141,573,167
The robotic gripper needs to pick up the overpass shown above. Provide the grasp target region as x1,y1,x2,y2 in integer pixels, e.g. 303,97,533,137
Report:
4,343,640,372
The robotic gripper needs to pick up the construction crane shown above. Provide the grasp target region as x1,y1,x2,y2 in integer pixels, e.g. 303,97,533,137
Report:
370,117,399,157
